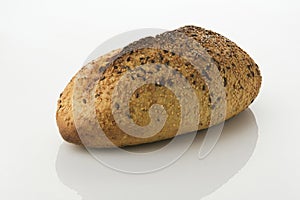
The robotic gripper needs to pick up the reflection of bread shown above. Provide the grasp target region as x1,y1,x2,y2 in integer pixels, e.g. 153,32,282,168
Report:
56,25,262,147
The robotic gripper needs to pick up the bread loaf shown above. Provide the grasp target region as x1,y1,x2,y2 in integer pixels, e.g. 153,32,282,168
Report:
56,25,262,147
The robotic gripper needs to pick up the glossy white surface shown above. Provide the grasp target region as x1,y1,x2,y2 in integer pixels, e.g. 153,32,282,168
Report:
1,0,299,199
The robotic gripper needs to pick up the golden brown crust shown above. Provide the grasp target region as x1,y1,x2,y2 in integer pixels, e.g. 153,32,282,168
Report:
56,49,121,146
56,76,81,145
56,25,262,147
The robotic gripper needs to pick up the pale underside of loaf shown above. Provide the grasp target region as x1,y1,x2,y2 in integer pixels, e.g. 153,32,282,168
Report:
56,25,262,147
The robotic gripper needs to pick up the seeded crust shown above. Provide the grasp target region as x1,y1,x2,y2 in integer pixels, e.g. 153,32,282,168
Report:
56,25,262,147
56,49,121,145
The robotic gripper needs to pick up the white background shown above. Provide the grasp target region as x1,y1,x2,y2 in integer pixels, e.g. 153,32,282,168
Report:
1,0,300,199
